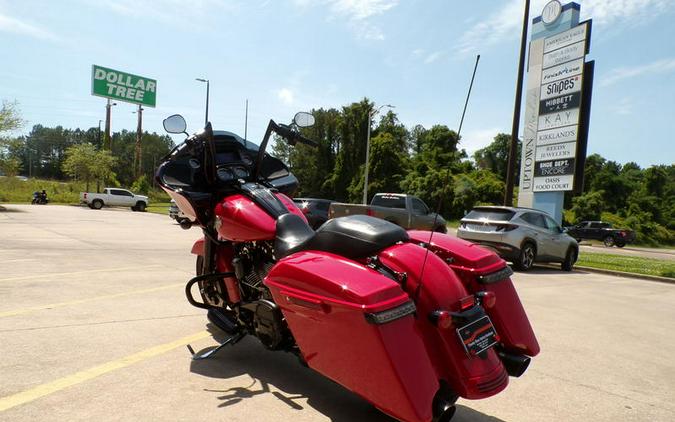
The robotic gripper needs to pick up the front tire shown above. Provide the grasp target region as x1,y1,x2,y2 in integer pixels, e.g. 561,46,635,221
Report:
92,199,103,210
616,241,626,248
561,247,577,271
603,235,615,247
136,202,146,212
434,225,447,233
514,242,536,271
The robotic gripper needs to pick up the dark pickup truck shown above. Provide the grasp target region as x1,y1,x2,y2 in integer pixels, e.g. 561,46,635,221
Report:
565,221,636,247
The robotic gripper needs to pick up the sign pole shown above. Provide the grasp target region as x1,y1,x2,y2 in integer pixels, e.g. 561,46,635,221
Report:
505,0,530,206
104,99,112,150
135,104,143,178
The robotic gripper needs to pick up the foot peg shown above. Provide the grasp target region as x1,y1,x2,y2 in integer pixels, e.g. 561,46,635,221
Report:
187,332,245,360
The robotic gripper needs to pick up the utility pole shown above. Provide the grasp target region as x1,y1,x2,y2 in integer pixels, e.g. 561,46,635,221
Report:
104,100,117,150
134,105,143,178
98,120,102,147
504,0,530,206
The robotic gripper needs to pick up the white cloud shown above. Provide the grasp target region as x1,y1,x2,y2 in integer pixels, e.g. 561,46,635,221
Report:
96,0,237,24
0,12,59,41
609,97,634,115
601,58,675,86
276,88,295,105
456,0,675,55
424,51,445,64
461,127,503,155
293,0,397,40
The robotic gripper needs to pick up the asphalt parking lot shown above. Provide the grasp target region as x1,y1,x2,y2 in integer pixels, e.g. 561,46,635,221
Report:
1,205,674,421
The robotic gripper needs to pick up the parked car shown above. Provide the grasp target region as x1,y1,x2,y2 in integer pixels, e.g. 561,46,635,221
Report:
169,199,194,228
565,221,636,247
457,206,578,271
292,198,333,229
80,188,149,211
329,193,446,232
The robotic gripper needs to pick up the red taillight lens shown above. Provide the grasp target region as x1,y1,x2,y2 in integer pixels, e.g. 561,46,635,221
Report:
477,291,496,308
430,310,453,329
620,231,626,237
459,295,475,311
366,209,374,216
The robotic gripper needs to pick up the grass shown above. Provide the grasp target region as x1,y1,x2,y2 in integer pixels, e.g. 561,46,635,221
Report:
576,252,675,278
146,202,171,216
0,177,170,205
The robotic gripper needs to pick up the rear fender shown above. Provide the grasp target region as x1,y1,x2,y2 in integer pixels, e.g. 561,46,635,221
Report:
378,243,508,399
407,231,540,357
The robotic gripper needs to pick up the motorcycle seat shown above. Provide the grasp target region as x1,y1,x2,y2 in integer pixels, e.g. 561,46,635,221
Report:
275,213,408,260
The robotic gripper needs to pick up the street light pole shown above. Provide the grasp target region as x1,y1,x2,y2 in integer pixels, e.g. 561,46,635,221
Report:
196,78,210,125
363,104,395,205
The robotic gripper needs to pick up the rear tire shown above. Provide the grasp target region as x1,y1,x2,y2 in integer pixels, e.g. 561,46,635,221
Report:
616,241,626,248
92,199,103,210
434,225,447,233
561,247,577,271
603,235,615,247
514,242,536,271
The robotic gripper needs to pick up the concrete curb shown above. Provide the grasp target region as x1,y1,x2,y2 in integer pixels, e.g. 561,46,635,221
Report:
572,265,674,284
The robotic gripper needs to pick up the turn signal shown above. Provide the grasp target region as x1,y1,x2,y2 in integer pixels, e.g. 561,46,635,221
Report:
430,310,453,329
476,291,496,308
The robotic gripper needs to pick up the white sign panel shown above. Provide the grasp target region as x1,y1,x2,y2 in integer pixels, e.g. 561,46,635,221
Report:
536,141,577,160
544,22,588,53
541,58,584,84
542,41,586,69
540,74,582,100
538,108,580,131
536,125,578,146
533,175,575,192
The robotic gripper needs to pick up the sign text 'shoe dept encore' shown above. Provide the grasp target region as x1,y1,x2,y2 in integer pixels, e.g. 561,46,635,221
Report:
91,65,157,107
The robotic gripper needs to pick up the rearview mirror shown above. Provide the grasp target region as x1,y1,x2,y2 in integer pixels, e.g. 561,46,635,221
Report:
293,112,315,128
163,114,187,134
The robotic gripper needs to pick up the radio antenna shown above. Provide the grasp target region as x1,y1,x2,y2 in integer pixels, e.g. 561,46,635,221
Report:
415,54,480,301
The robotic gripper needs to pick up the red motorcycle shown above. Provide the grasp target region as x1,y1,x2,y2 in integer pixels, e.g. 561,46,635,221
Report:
156,113,539,422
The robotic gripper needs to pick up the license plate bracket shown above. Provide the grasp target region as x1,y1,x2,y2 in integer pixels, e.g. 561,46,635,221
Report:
456,315,498,357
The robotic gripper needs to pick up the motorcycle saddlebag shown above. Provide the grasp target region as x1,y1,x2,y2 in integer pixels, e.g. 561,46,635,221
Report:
407,231,540,357
265,251,438,422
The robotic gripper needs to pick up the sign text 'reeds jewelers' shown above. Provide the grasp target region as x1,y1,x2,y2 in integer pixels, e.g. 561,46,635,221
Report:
91,65,157,107
535,141,576,161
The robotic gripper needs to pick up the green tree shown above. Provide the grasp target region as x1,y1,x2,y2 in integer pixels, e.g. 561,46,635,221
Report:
62,144,98,191
473,133,520,183
571,190,605,221
0,100,23,133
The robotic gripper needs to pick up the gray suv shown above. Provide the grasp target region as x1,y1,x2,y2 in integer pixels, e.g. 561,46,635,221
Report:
457,206,578,271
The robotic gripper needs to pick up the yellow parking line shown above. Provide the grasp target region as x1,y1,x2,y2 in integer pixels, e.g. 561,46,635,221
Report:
0,283,185,318
0,330,211,412
0,265,164,283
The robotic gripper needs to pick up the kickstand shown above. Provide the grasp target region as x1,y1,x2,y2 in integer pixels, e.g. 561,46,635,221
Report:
187,332,245,360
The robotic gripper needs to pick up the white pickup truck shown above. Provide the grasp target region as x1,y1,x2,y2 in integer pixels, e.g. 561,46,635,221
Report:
80,188,149,211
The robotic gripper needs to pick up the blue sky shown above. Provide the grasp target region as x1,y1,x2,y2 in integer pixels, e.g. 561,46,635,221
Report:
1,0,674,167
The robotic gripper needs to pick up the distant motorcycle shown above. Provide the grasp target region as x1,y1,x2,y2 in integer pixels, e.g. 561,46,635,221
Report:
31,191,49,205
